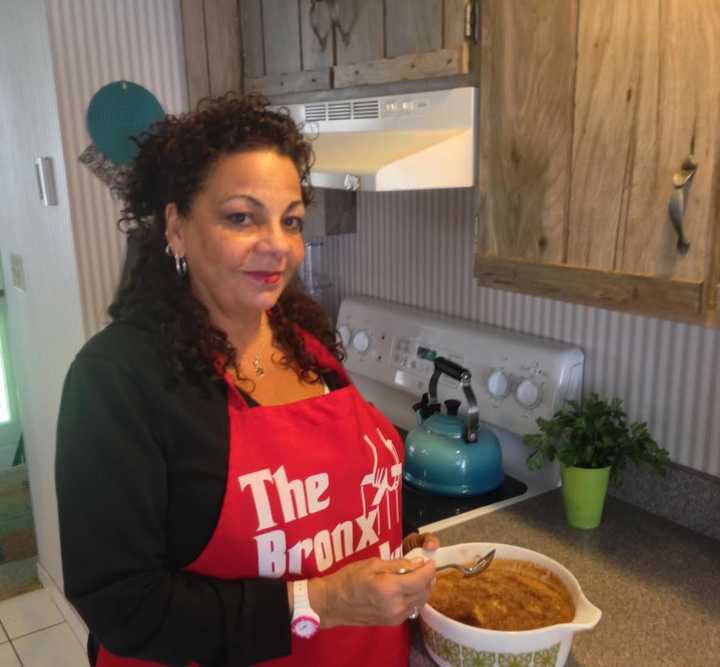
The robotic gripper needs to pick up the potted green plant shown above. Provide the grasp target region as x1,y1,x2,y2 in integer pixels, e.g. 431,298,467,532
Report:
524,393,670,529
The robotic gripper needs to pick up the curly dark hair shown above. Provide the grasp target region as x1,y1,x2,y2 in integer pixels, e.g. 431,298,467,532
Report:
109,93,343,388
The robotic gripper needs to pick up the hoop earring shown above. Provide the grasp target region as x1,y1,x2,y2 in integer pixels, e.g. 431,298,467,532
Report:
165,244,188,277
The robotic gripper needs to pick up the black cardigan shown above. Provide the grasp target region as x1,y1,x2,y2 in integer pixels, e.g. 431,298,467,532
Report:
56,316,341,666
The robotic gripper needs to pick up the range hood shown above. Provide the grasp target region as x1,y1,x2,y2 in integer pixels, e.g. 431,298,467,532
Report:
282,87,477,192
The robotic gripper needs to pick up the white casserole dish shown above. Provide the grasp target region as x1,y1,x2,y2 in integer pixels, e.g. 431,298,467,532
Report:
407,542,602,667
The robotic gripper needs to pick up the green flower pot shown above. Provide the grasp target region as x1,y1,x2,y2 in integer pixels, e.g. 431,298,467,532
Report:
560,465,611,529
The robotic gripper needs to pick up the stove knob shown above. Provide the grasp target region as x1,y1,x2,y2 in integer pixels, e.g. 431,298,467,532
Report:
516,379,542,408
487,370,510,399
338,325,351,348
352,330,371,353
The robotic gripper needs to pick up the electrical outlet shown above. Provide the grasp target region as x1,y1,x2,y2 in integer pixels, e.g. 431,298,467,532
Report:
10,254,26,292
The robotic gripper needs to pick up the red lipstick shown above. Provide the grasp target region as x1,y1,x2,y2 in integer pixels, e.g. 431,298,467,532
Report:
245,271,283,285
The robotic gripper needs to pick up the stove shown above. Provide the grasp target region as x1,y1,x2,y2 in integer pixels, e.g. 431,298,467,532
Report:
338,296,585,533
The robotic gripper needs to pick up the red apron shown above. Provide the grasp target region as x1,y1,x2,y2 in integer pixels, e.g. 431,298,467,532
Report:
98,332,408,666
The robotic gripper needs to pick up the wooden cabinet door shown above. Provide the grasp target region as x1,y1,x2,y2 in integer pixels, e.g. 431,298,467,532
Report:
568,0,720,286
333,0,476,88
476,0,720,324
241,0,331,96
476,0,577,263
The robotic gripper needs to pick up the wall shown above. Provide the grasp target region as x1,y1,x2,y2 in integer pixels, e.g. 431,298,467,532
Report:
0,0,86,590
46,0,188,337
323,188,720,480
0,0,188,613
0,289,23,468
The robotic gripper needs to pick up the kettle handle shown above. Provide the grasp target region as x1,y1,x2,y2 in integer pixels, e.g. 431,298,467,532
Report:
428,357,479,443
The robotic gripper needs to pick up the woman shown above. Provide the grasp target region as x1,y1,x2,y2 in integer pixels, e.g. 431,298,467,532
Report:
55,94,437,667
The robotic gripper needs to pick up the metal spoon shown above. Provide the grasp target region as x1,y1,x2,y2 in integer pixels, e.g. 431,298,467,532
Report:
397,549,496,577
436,549,496,577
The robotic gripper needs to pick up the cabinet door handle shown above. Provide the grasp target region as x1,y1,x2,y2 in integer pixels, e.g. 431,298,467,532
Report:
464,0,480,43
668,155,697,255
310,0,332,51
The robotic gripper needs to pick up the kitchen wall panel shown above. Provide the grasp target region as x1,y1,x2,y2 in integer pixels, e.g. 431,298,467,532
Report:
323,189,720,478
46,0,187,336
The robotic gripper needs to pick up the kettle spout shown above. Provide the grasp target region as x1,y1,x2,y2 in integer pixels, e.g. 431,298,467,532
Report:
412,392,429,423
412,392,440,422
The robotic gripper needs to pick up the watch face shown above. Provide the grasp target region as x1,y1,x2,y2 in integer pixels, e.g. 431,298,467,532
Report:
292,616,320,639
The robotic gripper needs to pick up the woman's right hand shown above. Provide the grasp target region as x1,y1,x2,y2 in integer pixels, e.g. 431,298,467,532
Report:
308,556,436,628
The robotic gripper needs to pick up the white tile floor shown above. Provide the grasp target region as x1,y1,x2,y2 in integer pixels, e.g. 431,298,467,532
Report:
0,590,86,666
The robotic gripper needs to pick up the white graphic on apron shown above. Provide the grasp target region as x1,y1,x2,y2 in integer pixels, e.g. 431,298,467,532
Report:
239,466,330,531
239,427,403,577
360,428,402,536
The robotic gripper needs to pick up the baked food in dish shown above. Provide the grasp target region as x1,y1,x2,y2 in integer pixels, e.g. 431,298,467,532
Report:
428,558,575,631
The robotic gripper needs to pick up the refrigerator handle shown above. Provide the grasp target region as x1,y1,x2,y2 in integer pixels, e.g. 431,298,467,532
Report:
34,157,58,206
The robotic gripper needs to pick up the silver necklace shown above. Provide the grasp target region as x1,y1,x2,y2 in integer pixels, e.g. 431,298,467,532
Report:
252,351,265,377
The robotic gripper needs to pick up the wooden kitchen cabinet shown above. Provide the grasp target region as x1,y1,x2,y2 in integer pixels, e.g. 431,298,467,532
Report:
181,1,481,103
330,0,476,90
475,0,720,325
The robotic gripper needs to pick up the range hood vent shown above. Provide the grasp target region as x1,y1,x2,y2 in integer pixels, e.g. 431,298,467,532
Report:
304,103,327,123
304,99,382,123
282,87,477,192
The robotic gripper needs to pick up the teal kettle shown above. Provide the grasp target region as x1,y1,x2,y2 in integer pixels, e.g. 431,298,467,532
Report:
403,351,504,496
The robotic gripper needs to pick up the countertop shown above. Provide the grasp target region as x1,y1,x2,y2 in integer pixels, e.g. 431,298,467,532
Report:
409,489,720,667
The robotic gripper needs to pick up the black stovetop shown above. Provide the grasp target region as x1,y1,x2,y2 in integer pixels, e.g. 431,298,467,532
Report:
402,475,528,534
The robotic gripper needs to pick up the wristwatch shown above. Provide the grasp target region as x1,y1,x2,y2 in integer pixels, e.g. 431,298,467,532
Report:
291,579,320,639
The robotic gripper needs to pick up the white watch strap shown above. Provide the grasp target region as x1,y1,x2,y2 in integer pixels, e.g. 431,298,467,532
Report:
293,579,311,615
291,579,320,638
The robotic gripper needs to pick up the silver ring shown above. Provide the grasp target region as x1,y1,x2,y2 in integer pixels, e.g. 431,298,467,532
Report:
408,606,419,620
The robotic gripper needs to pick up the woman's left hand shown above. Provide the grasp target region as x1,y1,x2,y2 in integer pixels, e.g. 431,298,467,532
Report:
402,532,440,554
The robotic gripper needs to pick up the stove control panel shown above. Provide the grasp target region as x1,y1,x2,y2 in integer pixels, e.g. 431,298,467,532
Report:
337,296,584,436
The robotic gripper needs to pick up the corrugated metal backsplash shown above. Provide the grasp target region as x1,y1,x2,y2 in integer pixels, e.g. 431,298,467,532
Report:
323,189,720,478
46,0,187,336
